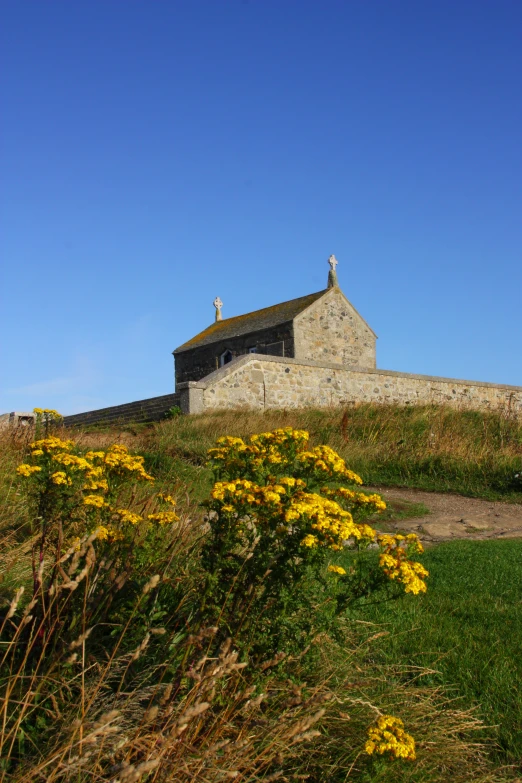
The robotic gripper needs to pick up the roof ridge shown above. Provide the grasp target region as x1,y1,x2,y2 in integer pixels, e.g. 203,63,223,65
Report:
214,289,327,324
173,289,328,353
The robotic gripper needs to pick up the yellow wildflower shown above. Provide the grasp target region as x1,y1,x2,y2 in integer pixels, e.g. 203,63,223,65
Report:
114,508,143,525
378,533,428,594
51,471,72,486
297,445,363,483
85,450,106,461
30,436,73,452
16,464,42,477
83,478,109,491
94,525,123,542
365,715,416,761
71,536,81,551
53,453,93,471
108,444,129,454
147,511,179,525
102,446,155,481
33,407,62,420
262,490,282,504
328,564,347,575
301,534,318,547
158,493,176,506
83,494,108,508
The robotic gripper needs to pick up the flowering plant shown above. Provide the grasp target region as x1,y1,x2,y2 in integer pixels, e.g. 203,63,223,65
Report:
201,428,427,656
15,431,181,607
365,714,416,761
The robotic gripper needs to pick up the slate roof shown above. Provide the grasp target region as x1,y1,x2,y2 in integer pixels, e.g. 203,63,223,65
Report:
174,290,328,353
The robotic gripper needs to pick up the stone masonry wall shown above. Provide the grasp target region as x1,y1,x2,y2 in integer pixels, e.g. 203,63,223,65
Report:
63,393,181,428
187,355,522,415
293,287,376,368
174,323,294,386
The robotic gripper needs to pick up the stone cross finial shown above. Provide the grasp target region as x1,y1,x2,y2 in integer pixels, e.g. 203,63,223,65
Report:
213,296,223,322
327,254,339,288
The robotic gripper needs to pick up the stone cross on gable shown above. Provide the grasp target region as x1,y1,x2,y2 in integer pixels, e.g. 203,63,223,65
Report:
213,296,223,322
327,255,339,288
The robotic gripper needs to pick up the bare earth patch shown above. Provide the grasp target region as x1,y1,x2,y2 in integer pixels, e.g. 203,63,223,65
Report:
369,486,522,543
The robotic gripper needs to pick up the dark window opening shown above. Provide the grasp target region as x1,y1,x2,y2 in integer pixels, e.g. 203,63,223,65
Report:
220,350,233,367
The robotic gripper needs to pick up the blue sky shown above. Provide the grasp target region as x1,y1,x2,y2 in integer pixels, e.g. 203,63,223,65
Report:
1,0,521,415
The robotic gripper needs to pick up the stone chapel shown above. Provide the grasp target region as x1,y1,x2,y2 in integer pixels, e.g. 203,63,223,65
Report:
58,255,521,427
173,256,376,387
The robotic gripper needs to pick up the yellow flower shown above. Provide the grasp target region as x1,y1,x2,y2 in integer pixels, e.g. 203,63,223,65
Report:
301,534,318,548
31,449,44,457
85,466,104,479
158,493,176,506
53,453,93,471
83,478,109,492
108,444,129,454
51,471,72,486
364,715,416,761
262,490,282,504
147,511,179,525
85,450,106,461
297,445,363,483
30,436,73,452
101,446,155,482
16,464,42,477
94,525,123,542
378,533,428,594
114,508,143,525
328,564,347,575
71,536,81,551
221,504,234,513
33,408,63,420
83,494,108,508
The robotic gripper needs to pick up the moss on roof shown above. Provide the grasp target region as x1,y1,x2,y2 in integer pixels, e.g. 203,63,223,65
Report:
174,290,327,353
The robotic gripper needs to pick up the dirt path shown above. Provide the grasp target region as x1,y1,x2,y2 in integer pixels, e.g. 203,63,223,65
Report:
369,486,522,543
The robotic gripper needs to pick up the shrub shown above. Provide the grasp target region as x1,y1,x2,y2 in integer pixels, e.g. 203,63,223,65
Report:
200,428,427,658
164,405,182,419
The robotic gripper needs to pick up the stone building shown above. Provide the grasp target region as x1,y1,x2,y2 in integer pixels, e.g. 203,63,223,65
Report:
58,255,521,427
173,256,376,386
172,256,522,417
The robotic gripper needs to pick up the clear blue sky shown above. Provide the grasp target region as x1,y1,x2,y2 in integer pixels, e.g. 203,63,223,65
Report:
2,0,521,415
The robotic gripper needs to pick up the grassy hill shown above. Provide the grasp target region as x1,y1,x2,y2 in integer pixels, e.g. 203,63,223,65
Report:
104,403,522,502
1,403,521,782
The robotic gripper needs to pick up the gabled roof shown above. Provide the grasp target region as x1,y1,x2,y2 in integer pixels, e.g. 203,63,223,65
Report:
174,290,328,353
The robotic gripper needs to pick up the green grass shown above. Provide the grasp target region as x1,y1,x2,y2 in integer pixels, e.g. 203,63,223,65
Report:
341,539,522,765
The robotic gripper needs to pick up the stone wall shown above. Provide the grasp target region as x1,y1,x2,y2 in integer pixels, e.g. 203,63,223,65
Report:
174,323,295,386
63,393,181,428
177,355,522,415
293,287,376,368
